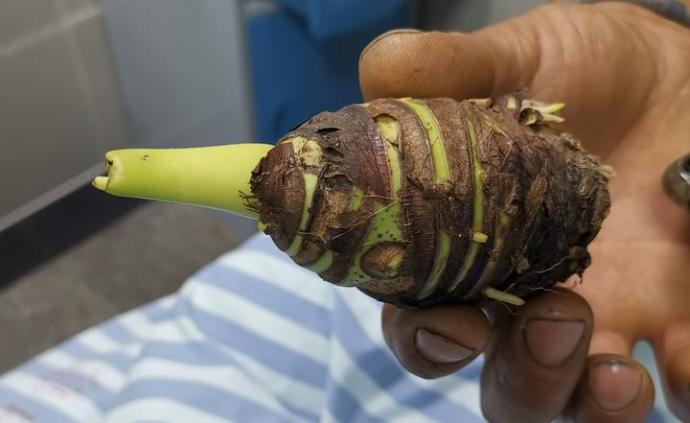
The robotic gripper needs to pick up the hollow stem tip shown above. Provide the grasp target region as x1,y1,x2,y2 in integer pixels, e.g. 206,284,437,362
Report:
92,175,109,191
92,143,273,219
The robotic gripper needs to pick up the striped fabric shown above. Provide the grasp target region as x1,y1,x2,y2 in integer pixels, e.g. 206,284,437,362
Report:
0,234,671,422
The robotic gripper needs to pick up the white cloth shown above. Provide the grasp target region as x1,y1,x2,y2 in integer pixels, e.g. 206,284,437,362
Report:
0,235,670,422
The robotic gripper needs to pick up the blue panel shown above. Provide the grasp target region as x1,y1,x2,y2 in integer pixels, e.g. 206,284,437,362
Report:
277,0,409,39
247,3,412,143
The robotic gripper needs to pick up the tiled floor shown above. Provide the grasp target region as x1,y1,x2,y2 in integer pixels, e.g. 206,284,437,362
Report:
0,195,247,372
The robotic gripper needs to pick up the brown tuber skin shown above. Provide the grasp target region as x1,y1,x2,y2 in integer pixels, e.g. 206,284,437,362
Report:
250,94,612,308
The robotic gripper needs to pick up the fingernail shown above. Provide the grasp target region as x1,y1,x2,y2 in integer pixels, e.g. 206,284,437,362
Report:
587,359,642,412
360,29,421,62
524,319,585,366
415,328,474,364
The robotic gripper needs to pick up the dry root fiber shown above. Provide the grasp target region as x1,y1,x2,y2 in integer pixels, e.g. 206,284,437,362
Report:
250,94,612,308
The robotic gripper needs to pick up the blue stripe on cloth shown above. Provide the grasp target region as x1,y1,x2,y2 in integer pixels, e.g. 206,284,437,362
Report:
645,408,667,423
57,338,297,376
239,234,286,258
109,379,303,423
455,357,483,381
20,362,113,411
193,266,331,337
332,295,484,423
139,298,179,322
98,320,139,344
56,337,324,381
0,385,76,423
52,340,320,421
77,298,179,346
325,380,386,423
52,335,369,422
132,342,235,367
60,342,135,373
178,297,328,388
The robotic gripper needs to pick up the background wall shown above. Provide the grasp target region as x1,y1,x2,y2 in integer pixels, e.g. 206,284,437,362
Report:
0,0,131,231
100,0,254,150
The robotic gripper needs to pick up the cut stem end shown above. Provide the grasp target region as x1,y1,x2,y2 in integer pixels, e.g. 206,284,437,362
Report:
92,176,109,191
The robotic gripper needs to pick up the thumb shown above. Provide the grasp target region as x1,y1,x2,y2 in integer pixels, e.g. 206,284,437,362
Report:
358,13,542,100
358,2,669,153
359,20,540,99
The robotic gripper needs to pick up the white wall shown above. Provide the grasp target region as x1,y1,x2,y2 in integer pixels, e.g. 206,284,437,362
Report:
100,0,254,149
0,0,131,231
0,0,256,233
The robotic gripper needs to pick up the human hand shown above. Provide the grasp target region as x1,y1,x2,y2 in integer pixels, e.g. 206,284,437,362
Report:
359,2,690,422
